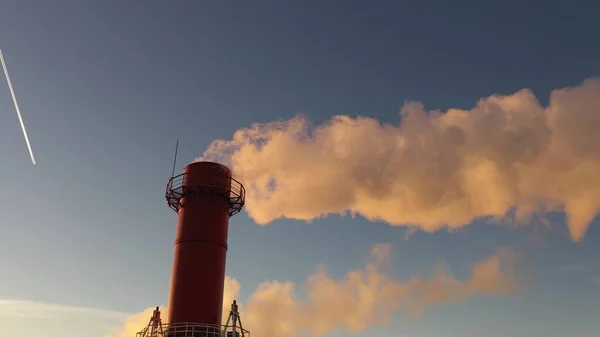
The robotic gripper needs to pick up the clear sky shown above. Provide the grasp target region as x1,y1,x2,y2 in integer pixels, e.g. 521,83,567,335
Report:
0,1,599,337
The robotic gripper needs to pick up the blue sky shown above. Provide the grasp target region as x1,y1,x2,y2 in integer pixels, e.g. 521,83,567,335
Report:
0,1,599,336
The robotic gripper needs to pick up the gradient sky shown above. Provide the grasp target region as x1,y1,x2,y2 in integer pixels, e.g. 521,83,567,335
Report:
1,1,599,336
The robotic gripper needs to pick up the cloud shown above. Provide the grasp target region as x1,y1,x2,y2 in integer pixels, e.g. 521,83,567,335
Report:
118,245,519,337
242,245,518,337
0,299,128,320
200,78,600,242
0,299,128,336
561,263,588,273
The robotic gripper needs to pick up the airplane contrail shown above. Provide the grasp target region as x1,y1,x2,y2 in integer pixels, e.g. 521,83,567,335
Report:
0,49,36,165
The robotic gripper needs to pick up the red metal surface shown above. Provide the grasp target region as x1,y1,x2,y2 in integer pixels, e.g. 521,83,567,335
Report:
167,161,232,326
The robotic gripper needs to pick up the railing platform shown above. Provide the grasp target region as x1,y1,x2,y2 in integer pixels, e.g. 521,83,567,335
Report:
137,322,250,337
165,173,245,217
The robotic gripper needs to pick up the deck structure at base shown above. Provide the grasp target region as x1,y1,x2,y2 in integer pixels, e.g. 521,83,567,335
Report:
136,301,249,337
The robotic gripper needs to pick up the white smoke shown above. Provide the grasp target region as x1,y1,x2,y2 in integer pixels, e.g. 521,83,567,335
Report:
112,244,518,337
200,78,600,241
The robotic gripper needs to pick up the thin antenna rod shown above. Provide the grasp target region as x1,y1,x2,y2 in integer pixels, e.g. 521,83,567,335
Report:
0,49,36,166
171,140,179,177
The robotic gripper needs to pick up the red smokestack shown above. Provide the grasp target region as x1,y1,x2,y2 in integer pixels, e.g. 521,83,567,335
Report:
165,161,245,328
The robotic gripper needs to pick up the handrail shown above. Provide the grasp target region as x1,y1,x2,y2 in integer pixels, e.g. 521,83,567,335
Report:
137,322,250,337
165,173,246,217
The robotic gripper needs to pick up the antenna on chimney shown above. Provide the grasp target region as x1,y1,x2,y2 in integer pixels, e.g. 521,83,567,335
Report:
171,140,179,178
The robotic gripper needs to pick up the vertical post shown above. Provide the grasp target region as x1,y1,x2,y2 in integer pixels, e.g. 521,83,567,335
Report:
171,140,179,178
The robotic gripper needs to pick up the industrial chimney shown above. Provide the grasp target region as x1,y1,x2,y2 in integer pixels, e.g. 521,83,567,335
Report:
137,161,249,337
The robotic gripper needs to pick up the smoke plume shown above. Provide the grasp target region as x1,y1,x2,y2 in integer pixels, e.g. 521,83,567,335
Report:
200,78,600,241
112,245,518,337
241,244,517,337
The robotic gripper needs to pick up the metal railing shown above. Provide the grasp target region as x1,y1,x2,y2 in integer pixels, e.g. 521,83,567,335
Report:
137,322,250,337
165,173,245,217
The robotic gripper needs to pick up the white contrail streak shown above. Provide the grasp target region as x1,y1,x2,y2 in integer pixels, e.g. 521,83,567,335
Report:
0,49,36,165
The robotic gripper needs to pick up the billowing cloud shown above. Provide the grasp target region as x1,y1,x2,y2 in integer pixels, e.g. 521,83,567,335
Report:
200,78,600,241
242,245,517,337
117,245,519,337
